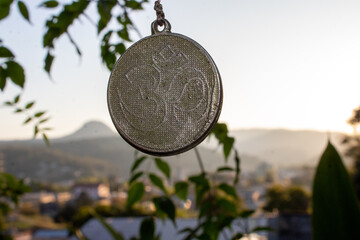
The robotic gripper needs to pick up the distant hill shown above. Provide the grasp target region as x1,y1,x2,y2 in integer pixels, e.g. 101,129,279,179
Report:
0,121,348,184
231,129,346,167
58,121,117,141
1,146,116,183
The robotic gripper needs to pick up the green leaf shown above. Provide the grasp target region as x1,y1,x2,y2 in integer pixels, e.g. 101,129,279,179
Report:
125,0,143,10
117,13,132,26
103,50,116,70
210,123,235,160
6,61,25,88
129,172,143,184
231,233,244,240
117,28,131,42
23,117,32,124
197,233,212,240
14,108,22,113
201,221,220,240
140,217,155,240
4,101,13,106
97,0,116,34
218,199,237,214
34,125,39,137
149,173,166,194
44,51,54,74
174,181,189,201
0,1,12,20
189,173,209,187
154,158,170,179
39,118,50,124
199,201,211,218
115,43,126,55
211,123,229,142
153,196,176,224
126,182,144,209
218,216,235,229
178,227,193,234
0,66,6,90
194,184,209,206
217,166,234,172
0,172,30,204
189,174,210,206
312,142,360,240
25,101,35,109
100,30,116,70
34,111,45,118
18,1,31,23
223,136,235,160
131,156,147,173
251,226,273,232
14,94,20,103
39,0,59,8
43,133,50,147
239,209,255,218
0,202,11,215
42,0,90,49
218,183,238,199
0,46,14,58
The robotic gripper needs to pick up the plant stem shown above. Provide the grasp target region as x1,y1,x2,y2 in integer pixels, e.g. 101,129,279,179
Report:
194,147,205,174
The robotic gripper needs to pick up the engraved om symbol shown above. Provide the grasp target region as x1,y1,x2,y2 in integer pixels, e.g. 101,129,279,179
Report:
118,46,209,132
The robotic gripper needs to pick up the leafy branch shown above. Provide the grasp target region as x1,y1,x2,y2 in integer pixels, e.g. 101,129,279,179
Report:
3,94,52,146
0,41,25,91
42,0,149,74
1,0,149,144
124,123,269,240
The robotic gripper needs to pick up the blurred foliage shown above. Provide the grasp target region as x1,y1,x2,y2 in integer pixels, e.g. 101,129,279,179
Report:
4,94,51,142
312,142,360,240
1,0,50,142
347,105,360,128
1,0,149,143
210,123,235,161
55,193,148,235
0,42,25,90
343,105,360,200
122,124,271,240
52,122,271,239
0,173,30,239
263,184,310,214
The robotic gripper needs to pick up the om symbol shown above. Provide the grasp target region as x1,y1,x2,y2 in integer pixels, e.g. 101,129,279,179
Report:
117,45,209,133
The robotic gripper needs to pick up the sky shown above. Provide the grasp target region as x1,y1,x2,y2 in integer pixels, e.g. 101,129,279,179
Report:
1,0,360,140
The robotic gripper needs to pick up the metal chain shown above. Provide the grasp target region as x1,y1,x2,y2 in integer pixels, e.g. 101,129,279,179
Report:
154,0,165,26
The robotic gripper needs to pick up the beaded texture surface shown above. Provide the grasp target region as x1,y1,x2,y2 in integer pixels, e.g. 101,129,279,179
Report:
108,29,222,156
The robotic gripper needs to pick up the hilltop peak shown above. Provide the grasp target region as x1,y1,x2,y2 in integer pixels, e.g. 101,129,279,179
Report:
61,121,116,141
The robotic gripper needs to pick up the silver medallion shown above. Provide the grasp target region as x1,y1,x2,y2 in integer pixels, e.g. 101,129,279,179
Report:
108,20,223,156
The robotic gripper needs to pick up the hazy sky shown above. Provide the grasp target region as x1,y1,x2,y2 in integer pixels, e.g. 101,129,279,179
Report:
1,0,360,140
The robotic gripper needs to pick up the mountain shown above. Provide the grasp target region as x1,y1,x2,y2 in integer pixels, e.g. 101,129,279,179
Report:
231,129,346,167
0,121,348,184
58,121,117,141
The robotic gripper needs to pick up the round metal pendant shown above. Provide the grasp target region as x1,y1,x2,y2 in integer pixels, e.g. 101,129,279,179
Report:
108,20,223,156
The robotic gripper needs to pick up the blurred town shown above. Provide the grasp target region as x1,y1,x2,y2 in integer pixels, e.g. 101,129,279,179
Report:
0,121,351,240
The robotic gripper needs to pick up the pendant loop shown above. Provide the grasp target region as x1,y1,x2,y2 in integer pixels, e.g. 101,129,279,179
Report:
151,19,172,35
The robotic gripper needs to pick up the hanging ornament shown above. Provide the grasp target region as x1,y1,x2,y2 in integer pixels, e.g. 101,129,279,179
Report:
108,1,223,156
